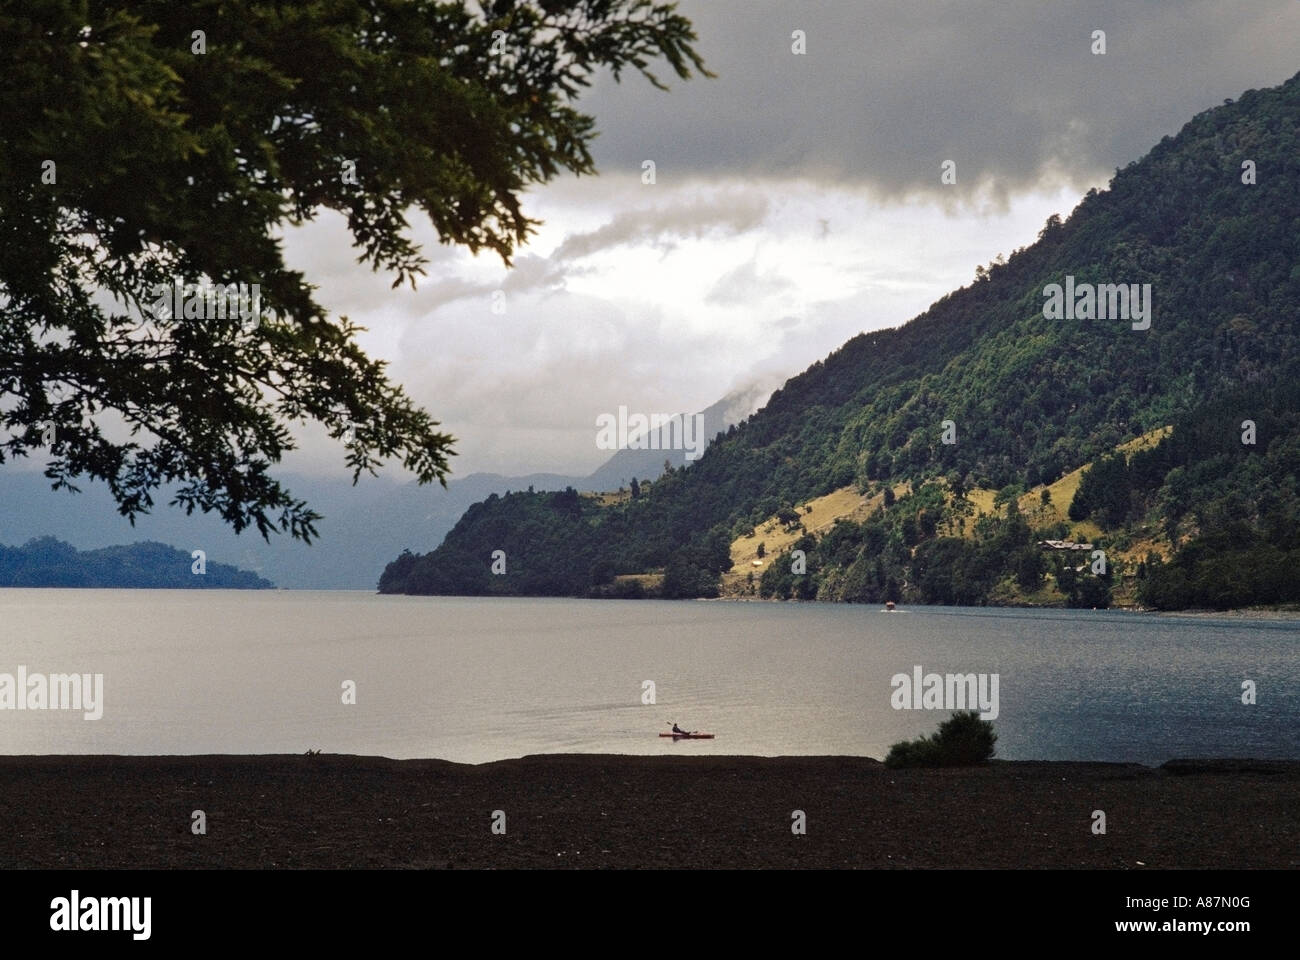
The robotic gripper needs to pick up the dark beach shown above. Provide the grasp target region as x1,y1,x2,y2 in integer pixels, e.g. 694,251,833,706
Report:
2,754,1297,869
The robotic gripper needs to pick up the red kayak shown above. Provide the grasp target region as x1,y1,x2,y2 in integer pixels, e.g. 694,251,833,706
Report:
659,732,714,739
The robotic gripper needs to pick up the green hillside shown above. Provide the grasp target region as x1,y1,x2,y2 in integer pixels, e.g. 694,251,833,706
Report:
0,537,274,588
380,73,1300,611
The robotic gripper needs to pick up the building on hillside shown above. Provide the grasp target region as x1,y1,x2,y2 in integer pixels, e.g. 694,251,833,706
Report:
1036,540,1094,552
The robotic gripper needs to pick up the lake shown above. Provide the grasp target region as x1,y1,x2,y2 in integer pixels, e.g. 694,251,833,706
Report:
0,590,1295,764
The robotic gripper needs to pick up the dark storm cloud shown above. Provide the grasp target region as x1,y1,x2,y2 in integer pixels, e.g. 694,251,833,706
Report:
580,0,1300,199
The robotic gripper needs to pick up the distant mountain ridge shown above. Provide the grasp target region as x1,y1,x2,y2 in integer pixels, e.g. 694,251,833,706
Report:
0,537,273,588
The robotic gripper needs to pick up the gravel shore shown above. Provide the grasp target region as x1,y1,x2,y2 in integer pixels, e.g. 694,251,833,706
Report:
2,754,1297,869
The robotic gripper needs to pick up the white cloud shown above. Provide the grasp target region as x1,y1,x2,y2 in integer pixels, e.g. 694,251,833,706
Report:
277,174,1088,478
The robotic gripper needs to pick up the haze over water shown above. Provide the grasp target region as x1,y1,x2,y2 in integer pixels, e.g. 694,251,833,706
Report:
1,590,1295,765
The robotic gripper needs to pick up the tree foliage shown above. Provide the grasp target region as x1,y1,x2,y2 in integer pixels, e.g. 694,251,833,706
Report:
0,0,709,539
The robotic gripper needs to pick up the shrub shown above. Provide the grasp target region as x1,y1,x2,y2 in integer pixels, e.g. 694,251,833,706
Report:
884,711,997,768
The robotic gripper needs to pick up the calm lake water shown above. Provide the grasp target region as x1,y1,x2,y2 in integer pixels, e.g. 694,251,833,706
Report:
0,590,1295,765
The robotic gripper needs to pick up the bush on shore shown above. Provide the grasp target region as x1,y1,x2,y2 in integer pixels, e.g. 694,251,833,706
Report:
885,711,997,768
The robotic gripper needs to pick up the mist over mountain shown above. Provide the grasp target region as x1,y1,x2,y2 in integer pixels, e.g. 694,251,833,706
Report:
0,380,776,588
584,379,777,491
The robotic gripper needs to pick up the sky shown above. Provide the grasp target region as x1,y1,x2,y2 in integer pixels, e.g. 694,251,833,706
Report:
277,0,1300,480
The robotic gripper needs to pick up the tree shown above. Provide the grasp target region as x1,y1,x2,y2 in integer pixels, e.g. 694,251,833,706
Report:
1,0,710,540
1069,572,1112,609
1013,545,1044,590
588,558,616,586
885,711,997,768
1070,453,1131,528
993,483,1023,513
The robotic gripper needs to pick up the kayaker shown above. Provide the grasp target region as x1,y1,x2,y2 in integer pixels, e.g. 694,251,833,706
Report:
672,722,688,735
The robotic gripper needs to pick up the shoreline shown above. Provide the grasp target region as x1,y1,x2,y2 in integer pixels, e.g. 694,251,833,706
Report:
704,595,1300,618
3,753,1296,869
8,586,1300,620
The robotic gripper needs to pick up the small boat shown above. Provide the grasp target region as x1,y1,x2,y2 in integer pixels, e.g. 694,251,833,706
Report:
659,732,715,739
884,601,896,612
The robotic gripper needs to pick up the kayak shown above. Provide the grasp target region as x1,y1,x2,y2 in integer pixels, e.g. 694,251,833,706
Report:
659,732,715,739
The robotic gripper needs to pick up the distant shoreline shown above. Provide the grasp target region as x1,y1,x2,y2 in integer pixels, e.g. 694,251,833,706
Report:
703,595,1300,619
7,586,1299,620
1154,606,1300,620
2,754,1295,869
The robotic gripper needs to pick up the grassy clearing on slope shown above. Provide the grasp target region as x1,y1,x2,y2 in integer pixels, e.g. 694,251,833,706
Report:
721,426,1174,598
728,485,893,577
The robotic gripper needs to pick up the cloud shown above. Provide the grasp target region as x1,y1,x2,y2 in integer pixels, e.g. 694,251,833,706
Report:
379,185,771,314
705,255,793,306
550,190,769,261
580,0,1300,205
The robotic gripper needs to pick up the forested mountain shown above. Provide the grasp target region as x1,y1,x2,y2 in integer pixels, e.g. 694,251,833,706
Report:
0,537,274,588
381,73,1300,610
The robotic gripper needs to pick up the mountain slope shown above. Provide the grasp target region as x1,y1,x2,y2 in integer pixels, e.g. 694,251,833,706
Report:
381,73,1300,608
